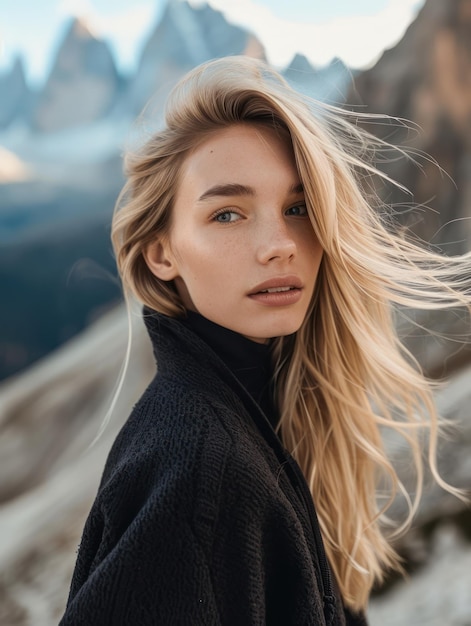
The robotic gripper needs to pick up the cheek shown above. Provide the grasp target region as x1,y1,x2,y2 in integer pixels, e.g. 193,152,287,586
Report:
169,225,199,270
172,228,242,275
171,233,217,287
301,230,323,264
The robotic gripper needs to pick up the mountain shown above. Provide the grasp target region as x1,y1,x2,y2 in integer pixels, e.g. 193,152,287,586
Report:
1,0,469,381
2,1,267,151
345,0,471,378
31,18,122,133
284,54,355,102
348,0,471,254
124,0,266,118
0,56,33,129
0,0,267,382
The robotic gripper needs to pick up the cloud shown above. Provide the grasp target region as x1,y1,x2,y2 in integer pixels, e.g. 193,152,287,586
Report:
95,4,156,69
191,0,424,69
57,0,95,19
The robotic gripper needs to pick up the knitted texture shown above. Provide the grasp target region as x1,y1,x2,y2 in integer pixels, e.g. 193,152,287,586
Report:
60,310,368,625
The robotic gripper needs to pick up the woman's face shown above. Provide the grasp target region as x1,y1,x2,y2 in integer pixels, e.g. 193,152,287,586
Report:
146,123,323,342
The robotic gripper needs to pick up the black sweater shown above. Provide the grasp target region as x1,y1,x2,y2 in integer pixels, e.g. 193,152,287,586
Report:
60,309,368,625
181,310,277,428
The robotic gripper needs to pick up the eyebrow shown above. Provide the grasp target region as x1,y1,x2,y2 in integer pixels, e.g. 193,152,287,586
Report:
197,182,304,202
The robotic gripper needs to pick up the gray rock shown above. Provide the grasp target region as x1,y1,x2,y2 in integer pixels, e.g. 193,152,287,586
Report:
368,525,471,625
348,0,471,255
346,0,471,377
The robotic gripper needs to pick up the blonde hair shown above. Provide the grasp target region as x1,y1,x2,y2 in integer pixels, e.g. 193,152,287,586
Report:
112,56,471,611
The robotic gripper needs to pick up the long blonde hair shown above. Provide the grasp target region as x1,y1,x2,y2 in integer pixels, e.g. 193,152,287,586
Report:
111,56,471,611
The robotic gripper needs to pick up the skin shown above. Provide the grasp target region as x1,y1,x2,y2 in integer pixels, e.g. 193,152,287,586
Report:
145,123,323,342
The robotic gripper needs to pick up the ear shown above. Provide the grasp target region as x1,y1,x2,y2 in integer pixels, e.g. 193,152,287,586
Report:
144,239,179,282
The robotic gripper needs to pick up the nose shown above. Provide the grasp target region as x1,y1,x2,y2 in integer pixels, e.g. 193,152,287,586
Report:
255,216,297,264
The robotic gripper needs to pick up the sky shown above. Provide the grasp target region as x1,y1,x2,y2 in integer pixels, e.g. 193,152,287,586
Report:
0,0,425,87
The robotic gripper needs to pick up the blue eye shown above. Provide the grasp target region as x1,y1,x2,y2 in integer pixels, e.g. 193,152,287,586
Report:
214,210,240,223
285,204,308,217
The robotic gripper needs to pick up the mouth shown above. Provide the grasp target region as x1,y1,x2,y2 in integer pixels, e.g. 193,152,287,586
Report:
247,276,304,306
258,286,297,294
248,276,303,296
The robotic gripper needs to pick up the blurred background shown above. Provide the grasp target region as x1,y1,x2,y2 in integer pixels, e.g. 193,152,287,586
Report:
0,0,470,623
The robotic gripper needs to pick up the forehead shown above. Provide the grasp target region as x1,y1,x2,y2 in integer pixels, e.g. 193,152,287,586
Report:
176,123,298,200
187,122,293,160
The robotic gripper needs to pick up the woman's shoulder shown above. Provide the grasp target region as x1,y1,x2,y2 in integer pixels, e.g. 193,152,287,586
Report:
104,374,233,479
95,369,280,524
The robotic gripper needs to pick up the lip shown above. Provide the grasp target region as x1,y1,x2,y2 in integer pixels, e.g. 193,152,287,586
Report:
248,275,303,296
247,275,304,307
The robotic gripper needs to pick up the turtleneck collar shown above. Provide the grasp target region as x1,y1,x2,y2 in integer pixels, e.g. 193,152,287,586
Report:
180,310,279,429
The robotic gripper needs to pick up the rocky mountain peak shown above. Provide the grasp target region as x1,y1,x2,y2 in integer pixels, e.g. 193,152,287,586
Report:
285,53,315,74
65,15,94,39
31,16,121,133
124,0,266,117
283,52,354,103
0,55,32,129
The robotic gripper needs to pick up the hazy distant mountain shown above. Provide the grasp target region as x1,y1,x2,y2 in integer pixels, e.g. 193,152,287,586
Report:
0,0,268,380
123,0,266,118
0,0,469,381
0,56,33,129
31,18,122,133
283,53,355,103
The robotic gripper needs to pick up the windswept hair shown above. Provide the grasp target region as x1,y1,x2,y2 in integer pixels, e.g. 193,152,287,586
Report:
111,56,471,611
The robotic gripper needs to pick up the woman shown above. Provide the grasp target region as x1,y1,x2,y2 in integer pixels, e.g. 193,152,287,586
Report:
60,56,470,625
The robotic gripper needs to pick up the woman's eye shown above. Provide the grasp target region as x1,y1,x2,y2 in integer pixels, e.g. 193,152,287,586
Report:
285,204,308,217
213,210,241,223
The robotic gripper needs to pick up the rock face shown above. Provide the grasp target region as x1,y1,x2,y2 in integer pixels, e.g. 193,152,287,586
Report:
348,0,471,377
31,18,121,132
369,524,471,626
0,56,33,129
366,364,471,623
349,0,471,254
0,306,154,624
124,0,266,117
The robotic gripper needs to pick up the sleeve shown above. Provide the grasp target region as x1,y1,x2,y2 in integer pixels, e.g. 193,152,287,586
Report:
59,459,223,626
